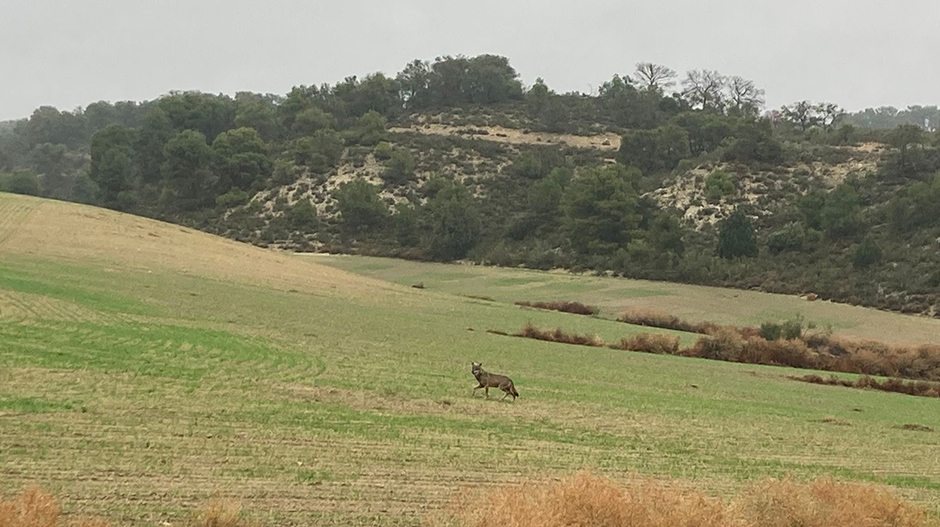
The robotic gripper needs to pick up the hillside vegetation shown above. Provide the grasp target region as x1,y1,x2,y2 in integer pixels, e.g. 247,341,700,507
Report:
2,56,940,316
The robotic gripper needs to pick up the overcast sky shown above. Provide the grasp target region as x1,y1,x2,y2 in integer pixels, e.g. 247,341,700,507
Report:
2,0,939,121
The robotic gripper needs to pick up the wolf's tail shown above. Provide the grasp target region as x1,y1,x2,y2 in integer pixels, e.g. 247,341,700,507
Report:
510,382,520,398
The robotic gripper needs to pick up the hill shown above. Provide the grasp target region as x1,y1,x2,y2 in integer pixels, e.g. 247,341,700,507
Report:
3,192,940,525
1,55,940,318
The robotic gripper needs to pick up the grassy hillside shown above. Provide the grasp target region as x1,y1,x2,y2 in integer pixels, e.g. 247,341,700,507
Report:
307,254,940,345
3,192,940,526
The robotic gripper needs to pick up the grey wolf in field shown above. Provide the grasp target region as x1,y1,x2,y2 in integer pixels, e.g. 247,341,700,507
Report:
471,362,519,401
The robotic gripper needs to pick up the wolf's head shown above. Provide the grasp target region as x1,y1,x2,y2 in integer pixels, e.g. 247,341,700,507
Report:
471,362,483,376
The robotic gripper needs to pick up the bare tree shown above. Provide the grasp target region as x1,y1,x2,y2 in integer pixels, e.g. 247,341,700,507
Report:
815,102,845,131
682,70,726,111
634,62,677,92
781,101,818,132
726,76,765,117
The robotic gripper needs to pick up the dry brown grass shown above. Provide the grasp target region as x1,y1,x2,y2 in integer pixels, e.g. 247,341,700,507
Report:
428,473,939,527
792,374,940,399
0,487,110,527
617,308,714,334
188,499,252,527
0,488,253,527
611,333,680,354
736,477,936,527
515,300,599,316
428,472,729,527
517,322,605,347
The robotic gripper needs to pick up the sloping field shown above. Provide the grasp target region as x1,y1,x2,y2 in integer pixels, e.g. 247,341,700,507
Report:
308,254,940,345
2,192,940,526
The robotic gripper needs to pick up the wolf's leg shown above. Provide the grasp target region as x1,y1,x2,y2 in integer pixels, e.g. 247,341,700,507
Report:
472,384,484,396
485,386,489,397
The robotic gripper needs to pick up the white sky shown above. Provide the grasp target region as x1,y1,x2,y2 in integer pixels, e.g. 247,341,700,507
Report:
2,0,939,120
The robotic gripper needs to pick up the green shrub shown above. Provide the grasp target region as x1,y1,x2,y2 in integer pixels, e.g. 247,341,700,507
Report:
704,170,735,203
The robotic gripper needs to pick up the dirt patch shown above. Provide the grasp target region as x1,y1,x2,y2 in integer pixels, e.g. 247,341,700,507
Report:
389,123,621,151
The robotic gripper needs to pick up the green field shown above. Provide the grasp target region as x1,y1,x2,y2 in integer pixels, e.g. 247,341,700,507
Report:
307,254,940,345
2,192,940,526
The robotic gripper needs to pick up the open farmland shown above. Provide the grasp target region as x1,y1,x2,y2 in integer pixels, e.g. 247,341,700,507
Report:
2,192,940,526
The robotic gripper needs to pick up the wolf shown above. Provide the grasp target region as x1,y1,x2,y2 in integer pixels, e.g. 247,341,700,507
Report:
471,362,519,401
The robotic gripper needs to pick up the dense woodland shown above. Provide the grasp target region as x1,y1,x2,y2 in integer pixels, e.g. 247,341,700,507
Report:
2,55,940,316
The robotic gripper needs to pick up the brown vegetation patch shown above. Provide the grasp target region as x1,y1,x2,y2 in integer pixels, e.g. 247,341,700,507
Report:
617,308,714,334
517,322,605,347
515,300,599,316
428,472,938,527
0,487,254,527
464,295,495,302
900,424,935,433
792,374,940,399
0,486,110,527
611,333,680,354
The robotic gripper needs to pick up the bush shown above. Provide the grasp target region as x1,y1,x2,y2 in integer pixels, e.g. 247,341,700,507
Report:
759,322,782,341
704,170,735,203
373,141,393,160
382,148,416,185
515,300,598,315
853,236,883,269
216,188,250,208
1,169,42,196
612,333,680,354
515,322,605,347
717,210,758,259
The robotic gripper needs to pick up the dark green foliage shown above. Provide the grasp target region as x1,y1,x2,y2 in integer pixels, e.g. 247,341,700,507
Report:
563,165,641,256
158,92,236,142
672,112,734,155
347,111,387,146
853,236,882,269
618,125,690,174
768,222,806,253
759,322,782,341
70,172,100,204
717,210,758,259
135,109,174,186
373,141,394,161
216,188,250,209
291,107,336,136
722,119,783,165
427,181,481,260
290,130,344,173
392,203,421,247
704,170,735,202
234,92,281,141
285,199,319,230
820,184,862,239
90,125,137,208
29,142,72,198
334,178,387,234
509,151,543,179
382,148,416,185
211,127,272,192
1,169,42,196
161,130,215,212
